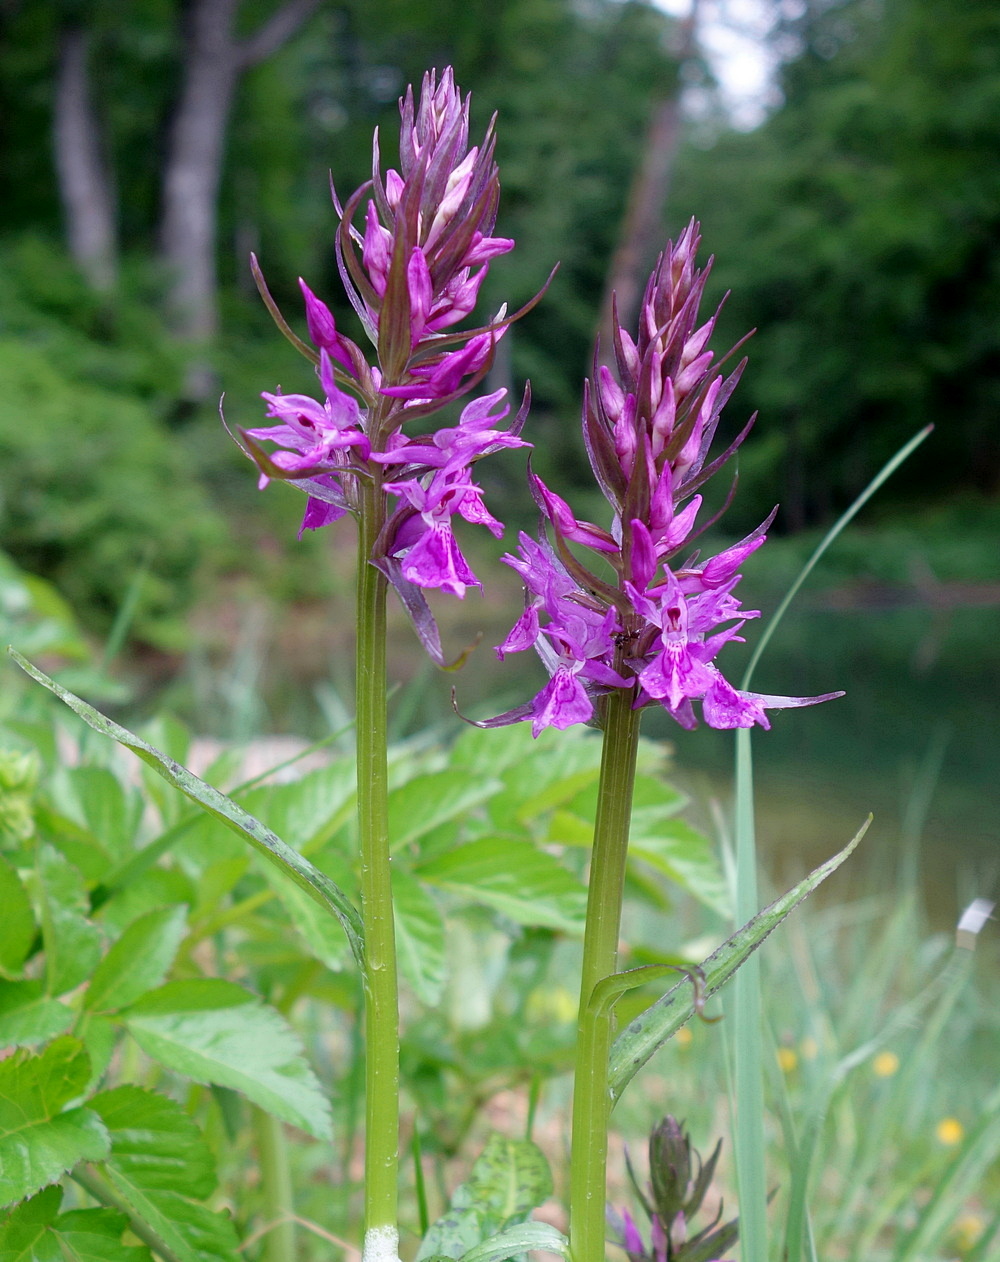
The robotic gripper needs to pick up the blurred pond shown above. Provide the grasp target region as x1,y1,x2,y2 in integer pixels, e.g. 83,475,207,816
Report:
183,573,999,928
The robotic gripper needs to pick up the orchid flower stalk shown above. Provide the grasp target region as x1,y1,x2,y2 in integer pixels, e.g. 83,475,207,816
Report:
481,221,840,1262
240,68,541,1262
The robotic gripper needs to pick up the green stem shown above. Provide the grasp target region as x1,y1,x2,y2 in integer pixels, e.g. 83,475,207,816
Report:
72,1166,185,1262
253,1108,296,1262
356,479,400,1262
569,683,642,1262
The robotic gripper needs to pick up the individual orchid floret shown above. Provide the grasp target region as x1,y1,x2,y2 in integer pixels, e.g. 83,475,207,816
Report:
483,221,842,736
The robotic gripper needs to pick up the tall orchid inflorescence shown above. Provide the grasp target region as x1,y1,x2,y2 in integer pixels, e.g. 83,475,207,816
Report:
241,68,546,661
490,221,840,736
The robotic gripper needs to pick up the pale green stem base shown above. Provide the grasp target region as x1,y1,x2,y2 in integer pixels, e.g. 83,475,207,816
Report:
253,1107,296,1262
356,483,400,1256
568,685,642,1262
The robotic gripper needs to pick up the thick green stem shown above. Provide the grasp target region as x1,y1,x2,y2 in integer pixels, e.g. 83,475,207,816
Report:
356,479,400,1262
253,1107,296,1262
569,683,642,1262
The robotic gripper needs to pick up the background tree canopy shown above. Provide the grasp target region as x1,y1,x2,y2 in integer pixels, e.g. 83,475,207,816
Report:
0,0,997,645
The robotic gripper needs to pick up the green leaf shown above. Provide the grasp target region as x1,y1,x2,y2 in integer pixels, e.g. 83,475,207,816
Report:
240,760,357,850
0,982,74,1047
89,1087,217,1199
33,808,112,884
94,1175,238,1262
392,870,447,1005
388,772,503,852
32,845,102,997
607,821,870,1103
0,1185,64,1262
46,1208,153,1262
85,907,188,1014
67,768,143,863
416,1133,553,1262
459,1223,570,1262
8,651,364,970
80,1086,240,1262
0,855,35,978
266,868,351,972
123,980,332,1138
418,840,586,932
0,1038,110,1208
628,820,730,916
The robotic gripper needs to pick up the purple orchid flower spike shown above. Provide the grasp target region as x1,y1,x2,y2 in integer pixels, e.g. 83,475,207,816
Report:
483,221,842,734
238,67,547,665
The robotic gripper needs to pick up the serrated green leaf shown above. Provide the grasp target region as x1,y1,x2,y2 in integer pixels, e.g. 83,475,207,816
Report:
85,907,188,1014
123,980,332,1138
418,840,586,932
32,846,102,997
0,856,35,978
607,822,869,1103
100,1178,238,1262
416,1133,553,1262
393,870,446,1005
0,1038,109,1208
7,652,363,970
0,1185,63,1262
50,1208,153,1262
0,982,74,1047
240,760,356,850
82,1087,237,1262
388,772,502,853
90,1086,216,1199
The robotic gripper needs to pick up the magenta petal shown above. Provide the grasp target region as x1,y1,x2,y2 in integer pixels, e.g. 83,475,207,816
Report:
401,523,481,598
530,668,593,737
299,496,347,537
496,605,539,659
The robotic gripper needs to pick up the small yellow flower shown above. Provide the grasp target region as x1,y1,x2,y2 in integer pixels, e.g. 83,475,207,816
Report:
777,1047,798,1073
935,1117,964,1146
800,1036,819,1061
674,1025,693,1048
953,1211,985,1251
873,1051,900,1078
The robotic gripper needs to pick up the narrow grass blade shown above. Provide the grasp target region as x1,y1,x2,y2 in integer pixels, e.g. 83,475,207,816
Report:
730,726,768,1262
740,424,932,691
607,818,869,1102
8,649,364,967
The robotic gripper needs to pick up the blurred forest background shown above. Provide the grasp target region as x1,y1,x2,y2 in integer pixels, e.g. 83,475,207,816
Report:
1,0,998,896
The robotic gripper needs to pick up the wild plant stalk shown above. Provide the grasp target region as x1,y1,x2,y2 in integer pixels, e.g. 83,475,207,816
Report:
487,223,840,1262
355,475,399,1253
241,69,535,1259
568,684,642,1262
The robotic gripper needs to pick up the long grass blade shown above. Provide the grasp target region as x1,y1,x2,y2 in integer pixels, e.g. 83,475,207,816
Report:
740,424,932,691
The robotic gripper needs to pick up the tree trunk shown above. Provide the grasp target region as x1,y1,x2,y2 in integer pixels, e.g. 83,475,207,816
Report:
53,24,118,293
595,1,700,362
158,0,322,395
159,0,241,346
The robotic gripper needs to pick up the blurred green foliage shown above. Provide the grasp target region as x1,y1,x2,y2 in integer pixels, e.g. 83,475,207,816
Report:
0,0,997,644
0,239,223,648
